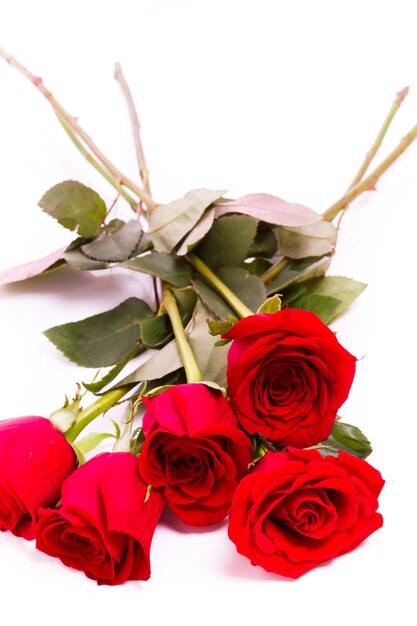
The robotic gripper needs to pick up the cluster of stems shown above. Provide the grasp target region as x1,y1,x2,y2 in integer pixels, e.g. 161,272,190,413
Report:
1,47,415,446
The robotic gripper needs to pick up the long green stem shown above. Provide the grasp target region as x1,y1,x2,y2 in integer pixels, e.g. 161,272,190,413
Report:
65,384,133,443
0,46,155,211
348,87,408,189
261,88,413,283
260,257,290,284
162,286,202,383
58,116,138,212
186,253,254,318
324,120,417,222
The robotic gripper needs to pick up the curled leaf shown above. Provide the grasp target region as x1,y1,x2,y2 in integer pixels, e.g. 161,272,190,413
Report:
276,220,337,259
0,246,67,285
149,189,226,253
215,193,321,227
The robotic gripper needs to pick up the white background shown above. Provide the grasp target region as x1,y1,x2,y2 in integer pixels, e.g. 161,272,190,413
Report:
0,1,416,624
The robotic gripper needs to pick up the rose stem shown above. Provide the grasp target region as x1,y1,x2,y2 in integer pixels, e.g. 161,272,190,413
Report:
57,116,138,212
186,253,254,318
65,384,134,443
114,63,152,198
260,87,412,283
259,257,290,284
0,46,155,212
324,122,417,221
113,62,161,308
348,87,409,189
161,286,203,383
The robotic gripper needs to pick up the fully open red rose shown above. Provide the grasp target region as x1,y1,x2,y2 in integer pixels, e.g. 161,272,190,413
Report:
0,416,77,540
138,383,252,526
228,448,383,578
36,452,164,585
223,309,356,447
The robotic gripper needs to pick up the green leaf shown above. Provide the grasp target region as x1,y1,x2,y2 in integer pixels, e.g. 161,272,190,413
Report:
283,276,366,323
286,294,341,324
106,219,126,233
171,288,197,318
83,306,195,393
149,189,226,253
244,258,273,276
207,315,238,336
122,251,192,288
194,214,258,269
116,301,230,388
140,296,194,350
187,300,230,386
266,255,331,295
130,232,154,257
140,315,173,348
177,208,215,255
83,343,143,393
39,181,107,238
117,340,184,386
257,294,282,314
75,432,116,455
44,297,153,367
63,249,110,271
247,224,278,258
193,277,234,319
218,266,267,311
317,421,372,459
81,220,143,262
276,220,337,259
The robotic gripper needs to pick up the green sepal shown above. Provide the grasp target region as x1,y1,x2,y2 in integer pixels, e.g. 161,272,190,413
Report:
207,314,238,336
257,294,282,314
75,432,116,455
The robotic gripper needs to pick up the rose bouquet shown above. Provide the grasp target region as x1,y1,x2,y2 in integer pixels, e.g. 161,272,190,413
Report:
1,46,413,585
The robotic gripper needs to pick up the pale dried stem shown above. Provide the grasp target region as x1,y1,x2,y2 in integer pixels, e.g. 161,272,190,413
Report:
324,120,417,221
262,87,414,283
114,62,152,198
348,87,409,189
57,115,138,211
0,46,155,212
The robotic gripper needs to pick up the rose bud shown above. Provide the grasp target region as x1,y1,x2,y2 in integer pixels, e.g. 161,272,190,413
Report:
223,309,356,447
228,448,384,578
0,415,77,540
36,452,164,585
138,383,252,526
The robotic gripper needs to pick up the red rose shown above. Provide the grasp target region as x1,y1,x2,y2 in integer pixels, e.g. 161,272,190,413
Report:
0,415,76,540
138,383,252,526
228,448,384,578
223,309,356,447
36,452,164,585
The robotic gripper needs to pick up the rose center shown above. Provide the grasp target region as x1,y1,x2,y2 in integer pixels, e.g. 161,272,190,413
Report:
270,488,338,539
